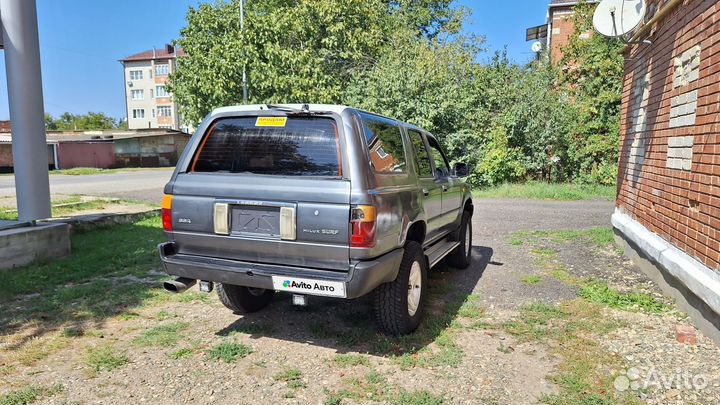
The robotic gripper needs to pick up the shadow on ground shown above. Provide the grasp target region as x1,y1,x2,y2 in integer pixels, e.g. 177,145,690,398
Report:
216,246,493,358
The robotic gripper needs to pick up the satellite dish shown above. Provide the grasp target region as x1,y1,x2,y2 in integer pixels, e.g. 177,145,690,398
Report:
593,0,646,37
531,41,543,53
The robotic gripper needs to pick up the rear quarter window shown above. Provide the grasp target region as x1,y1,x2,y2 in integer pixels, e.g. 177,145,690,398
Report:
359,112,406,174
191,116,341,177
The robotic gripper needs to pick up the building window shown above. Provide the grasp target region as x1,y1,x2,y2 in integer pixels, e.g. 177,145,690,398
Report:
155,85,169,97
131,89,144,100
132,109,145,119
158,106,172,117
155,64,169,76
129,70,143,80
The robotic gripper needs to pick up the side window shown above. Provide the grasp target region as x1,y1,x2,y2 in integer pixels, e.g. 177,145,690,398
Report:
360,113,406,173
407,129,433,177
427,137,450,177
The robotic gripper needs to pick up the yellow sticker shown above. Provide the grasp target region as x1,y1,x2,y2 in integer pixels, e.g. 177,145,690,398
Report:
255,116,287,127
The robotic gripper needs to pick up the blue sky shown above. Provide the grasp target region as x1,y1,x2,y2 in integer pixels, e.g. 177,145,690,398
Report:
0,0,548,121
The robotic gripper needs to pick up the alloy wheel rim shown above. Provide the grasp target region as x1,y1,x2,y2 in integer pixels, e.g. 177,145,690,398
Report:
407,261,422,316
465,222,471,258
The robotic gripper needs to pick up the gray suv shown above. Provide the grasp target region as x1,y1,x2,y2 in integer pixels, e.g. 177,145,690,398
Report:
158,104,473,335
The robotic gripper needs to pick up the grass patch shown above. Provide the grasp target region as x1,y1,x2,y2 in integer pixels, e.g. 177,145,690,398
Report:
132,321,190,347
520,275,542,284
273,368,307,389
228,321,275,335
473,181,615,201
580,281,670,313
511,227,615,250
392,390,445,405
502,300,634,405
11,335,70,366
457,294,484,319
0,385,63,405
168,348,194,360
206,342,252,363
0,215,162,298
333,354,370,367
0,195,119,221
85,345,129,372
50,167,170,176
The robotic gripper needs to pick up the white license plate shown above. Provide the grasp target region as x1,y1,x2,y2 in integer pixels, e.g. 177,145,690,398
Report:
271,276,346,298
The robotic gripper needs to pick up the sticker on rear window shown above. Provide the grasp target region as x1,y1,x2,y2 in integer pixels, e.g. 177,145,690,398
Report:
255,116,287,127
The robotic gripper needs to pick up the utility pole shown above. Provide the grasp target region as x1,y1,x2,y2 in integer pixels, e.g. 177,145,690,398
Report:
0,0,52,222
240,0,248,104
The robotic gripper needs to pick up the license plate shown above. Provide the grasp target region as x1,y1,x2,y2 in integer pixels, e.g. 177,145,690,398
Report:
271,276,346,298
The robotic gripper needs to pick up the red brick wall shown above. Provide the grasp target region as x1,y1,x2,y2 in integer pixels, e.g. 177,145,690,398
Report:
550,6,577,62
617,0,720,271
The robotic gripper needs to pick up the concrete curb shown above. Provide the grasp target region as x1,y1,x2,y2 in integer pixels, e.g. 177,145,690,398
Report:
611,208,720,316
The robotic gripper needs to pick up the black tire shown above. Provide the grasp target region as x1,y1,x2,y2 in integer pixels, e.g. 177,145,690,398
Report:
374,241,428,335
447,210,472,269
216,284,275,313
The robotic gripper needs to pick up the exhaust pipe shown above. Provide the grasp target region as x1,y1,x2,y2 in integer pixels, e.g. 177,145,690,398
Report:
163,277,196,293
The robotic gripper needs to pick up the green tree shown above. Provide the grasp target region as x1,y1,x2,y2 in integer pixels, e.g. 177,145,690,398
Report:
46,112,120,131
559,1,624,185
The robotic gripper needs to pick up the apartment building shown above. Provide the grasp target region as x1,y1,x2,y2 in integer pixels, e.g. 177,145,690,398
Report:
120,44,191,132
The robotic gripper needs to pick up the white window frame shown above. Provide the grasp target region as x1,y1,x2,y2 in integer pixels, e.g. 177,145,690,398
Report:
129,70,143,80
158,106,172,117
131,89,144,100
132,109,145,119
155,64,169,76
155,85,169,98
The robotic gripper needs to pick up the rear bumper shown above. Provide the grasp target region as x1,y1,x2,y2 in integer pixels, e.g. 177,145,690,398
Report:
157,242,404,299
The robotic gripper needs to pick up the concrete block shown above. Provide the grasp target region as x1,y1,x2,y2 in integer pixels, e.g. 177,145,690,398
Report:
689,69,699,82
681,159,692,171
682,148,693,159
685,113,696,126
0,223,71,269
683,135,695,147
688,101,697,114
670,117,679,128
667,147,679,158
667,158,682,169
688,90,698,102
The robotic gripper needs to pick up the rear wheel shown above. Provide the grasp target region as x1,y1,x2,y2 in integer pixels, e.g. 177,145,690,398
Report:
374,241,428,335
447,210,472,269
217,284,275,313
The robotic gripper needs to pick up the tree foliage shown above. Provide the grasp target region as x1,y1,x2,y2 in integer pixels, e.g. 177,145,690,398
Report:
45,112,121,131
170,0,623,187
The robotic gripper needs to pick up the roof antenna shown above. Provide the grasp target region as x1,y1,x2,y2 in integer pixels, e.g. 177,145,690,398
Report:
301,104,310,112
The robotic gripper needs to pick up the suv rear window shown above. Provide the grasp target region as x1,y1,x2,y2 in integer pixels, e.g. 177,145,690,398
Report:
191,116,341,176
359,112,406,173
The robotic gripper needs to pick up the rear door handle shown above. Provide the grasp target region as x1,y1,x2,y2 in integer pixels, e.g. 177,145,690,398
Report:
422,188,429,196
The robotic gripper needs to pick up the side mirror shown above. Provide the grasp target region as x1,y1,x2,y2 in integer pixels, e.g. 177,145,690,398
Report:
453,162,468,177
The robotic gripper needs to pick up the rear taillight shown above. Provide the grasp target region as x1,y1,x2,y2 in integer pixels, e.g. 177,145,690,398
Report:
162,194,173,231
350,205,376,248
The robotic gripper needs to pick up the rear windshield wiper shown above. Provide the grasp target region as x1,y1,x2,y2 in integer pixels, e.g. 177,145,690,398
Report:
264,104,330,115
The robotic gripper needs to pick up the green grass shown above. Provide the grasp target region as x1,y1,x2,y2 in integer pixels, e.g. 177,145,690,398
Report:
0,385,63,405
510,227,615,249
85,345,129,372
392,390,445,405
520,275,542,284
168,348,194,360
502,300,635,405
206,342,253,363
0,215,163,298
457,294,484,319
132,321,190,347
273,368,307,389
0,195,117,221
579,281,670,313
333,354,371,367
472,181,615,201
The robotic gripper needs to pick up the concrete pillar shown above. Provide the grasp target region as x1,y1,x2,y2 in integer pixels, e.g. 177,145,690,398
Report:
0,0,52,221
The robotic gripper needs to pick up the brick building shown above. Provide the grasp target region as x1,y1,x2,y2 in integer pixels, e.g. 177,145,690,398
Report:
614,0,720,342
528,1,597,62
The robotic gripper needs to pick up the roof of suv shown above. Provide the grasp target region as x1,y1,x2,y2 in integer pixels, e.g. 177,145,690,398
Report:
208,104,428,134
210,104,352,116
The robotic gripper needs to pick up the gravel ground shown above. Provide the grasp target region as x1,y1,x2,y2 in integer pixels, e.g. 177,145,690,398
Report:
1,197,718,405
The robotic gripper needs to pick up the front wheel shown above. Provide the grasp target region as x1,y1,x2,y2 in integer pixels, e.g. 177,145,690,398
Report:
447,210,472,269
374,241,428,335
217,284,275,313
